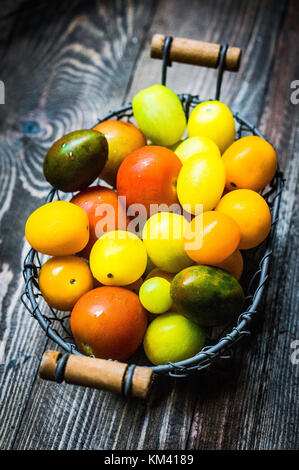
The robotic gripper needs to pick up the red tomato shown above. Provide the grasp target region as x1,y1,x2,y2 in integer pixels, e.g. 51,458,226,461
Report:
116,146,182,216
71,186,130,258
70,286,148,360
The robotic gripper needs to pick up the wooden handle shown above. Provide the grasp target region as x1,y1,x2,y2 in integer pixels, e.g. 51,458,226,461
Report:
39,350,154,399
151,34,242,71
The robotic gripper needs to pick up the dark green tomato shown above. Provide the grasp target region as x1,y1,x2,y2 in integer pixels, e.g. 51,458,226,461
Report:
170,265,244,327
43,130,108,192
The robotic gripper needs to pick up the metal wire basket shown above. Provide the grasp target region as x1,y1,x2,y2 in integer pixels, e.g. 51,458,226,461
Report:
22,37,283,386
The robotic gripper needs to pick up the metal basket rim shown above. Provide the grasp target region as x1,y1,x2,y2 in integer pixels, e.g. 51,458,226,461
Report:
22,94,283,376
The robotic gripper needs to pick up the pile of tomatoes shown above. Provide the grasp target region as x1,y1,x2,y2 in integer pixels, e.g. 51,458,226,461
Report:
25,84,277,366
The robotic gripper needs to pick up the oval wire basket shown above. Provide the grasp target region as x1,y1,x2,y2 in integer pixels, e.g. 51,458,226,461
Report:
22,38,283,382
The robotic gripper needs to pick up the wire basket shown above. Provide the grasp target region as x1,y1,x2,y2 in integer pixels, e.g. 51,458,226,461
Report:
22,37,283,383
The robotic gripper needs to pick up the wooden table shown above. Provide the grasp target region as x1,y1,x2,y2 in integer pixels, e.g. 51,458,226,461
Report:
0,0,298,450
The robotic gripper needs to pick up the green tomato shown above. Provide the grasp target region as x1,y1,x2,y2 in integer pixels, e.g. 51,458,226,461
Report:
139,277,172,314
143,312,205,365
132,84,186,147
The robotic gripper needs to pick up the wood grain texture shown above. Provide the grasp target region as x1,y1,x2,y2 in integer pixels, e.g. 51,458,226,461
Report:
150,34,242,71
127,0,287,124
186,0,299,449
0,0,298,451
0,0,157,449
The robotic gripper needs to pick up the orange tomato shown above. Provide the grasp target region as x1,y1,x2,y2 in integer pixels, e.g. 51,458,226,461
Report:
222,136,277,192
215,189,271,249
212,249,244,280
71,186,130,258
93,120,146,186
70,286,147,360
117,146,182,216
184,211,240,264
39,256,94,311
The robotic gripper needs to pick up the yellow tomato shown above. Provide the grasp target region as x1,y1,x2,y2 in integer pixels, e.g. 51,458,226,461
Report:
142,212,193,273
39,256,94,311
25,201,89,256
89,230,147,285
177,153,225,214
174,136,221,164
215,189,271,249
188,101,235,153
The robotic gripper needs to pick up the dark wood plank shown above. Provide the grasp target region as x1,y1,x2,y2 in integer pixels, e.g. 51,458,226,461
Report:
187,0,299,449
0,0,157,449
187,121,299,450
0,0,26,18
7,0,295,451
127,0,286,123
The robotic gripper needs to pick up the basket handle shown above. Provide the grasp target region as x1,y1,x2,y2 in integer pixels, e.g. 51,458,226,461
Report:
39,350,154,399
151,34,242,72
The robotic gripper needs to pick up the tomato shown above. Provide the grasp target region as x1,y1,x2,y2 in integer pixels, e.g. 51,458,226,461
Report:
222,136,278,192
71,286,147,360
139,277,172,314
43,130,108,193
188,101,235,153
174,136,221,164
212,249,244,280
215,189,271,249
25,201,89,256
39,256,94,311
184,211,240,264
93,120,146,186
143,313,205,365
145,268,176,315
90,230,147,285
71,186,130,258
142,212,193,273
132,84,186,147
116,146,182,216
177,152,225,214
